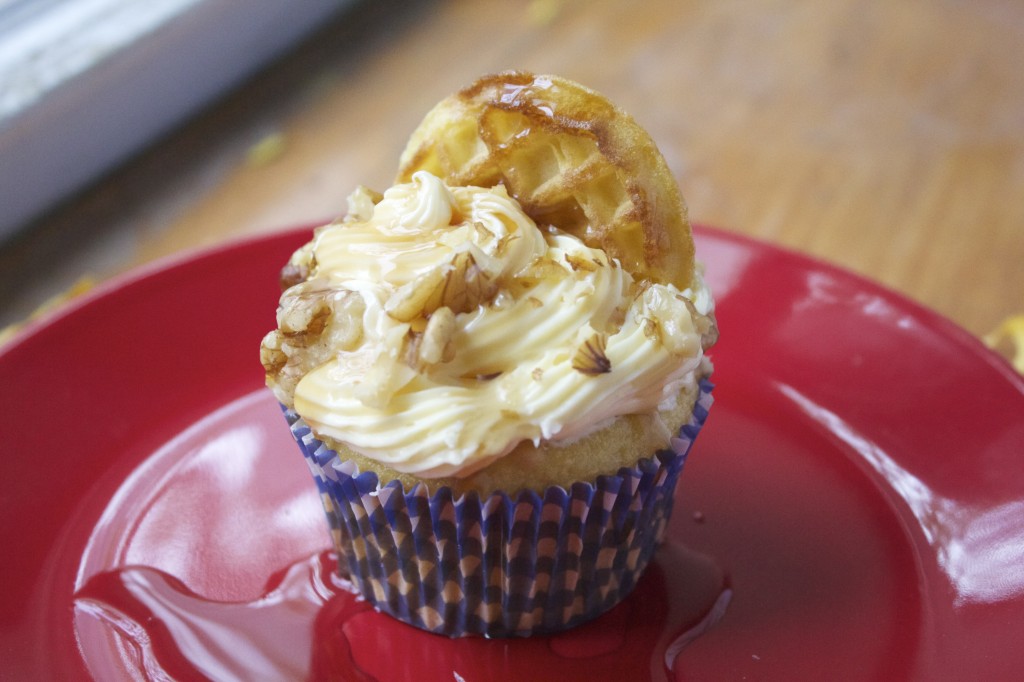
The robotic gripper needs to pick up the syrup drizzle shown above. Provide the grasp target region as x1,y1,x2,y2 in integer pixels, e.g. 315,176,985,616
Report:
74,543,728,681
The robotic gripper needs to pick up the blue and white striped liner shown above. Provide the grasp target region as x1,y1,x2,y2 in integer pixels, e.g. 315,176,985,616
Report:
285,379,713,637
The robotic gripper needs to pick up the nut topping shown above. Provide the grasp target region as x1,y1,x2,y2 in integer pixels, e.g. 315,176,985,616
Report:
572,332,612,375
419,306,457,365
344,186,382,223
278,295,331,340
564,252,600,272
386,251,497,322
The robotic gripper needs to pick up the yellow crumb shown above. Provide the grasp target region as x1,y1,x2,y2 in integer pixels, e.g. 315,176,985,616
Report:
247,132,287,166
983,314,1024,374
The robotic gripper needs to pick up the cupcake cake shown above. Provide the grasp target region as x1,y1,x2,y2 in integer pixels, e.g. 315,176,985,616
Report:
260,72,718,637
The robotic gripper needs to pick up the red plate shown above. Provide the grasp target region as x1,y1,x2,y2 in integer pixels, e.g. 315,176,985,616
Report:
2,226,1022,680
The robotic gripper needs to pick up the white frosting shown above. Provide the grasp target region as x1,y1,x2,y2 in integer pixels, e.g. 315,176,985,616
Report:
283,171,713,478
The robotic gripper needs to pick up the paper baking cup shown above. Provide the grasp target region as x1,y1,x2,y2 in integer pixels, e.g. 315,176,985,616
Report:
285,379,713,637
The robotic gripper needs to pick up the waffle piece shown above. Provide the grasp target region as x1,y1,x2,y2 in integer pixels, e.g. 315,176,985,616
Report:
397,71,695,289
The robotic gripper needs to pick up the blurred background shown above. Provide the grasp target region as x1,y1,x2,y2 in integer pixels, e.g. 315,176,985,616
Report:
1,0,1022,363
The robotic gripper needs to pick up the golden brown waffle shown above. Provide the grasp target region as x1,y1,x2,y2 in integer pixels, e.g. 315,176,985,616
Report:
397,71,695,289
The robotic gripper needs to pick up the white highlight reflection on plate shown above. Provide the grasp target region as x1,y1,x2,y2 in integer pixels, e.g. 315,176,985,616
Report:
779,382,1024,606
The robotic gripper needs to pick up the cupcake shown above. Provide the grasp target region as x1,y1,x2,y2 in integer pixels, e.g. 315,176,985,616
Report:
260,72,718,637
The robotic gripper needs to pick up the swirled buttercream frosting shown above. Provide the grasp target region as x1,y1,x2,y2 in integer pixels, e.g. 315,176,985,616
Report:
261,171,715,478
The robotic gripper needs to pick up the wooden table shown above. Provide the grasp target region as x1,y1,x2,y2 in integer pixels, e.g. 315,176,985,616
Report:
2,0,1022,365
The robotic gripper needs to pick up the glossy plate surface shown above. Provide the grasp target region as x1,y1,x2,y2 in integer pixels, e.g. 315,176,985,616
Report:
1,226,1022,680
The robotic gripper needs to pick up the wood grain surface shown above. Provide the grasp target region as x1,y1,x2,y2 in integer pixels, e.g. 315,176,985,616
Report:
2,0,1022,361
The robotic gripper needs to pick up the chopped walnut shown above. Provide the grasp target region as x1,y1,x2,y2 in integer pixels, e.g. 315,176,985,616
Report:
605,303,628,335
261,286,365,407
678,296,719,350
515,256,565,285
495,232,521,257
386,269,445,322
279,243,316,291
344,186,383,223
442,251,498,314
642,317,660,342
386,251,497,322
418,306,457,365
472,221,496,244
572,332,612,375
279,262,308,291
278,295,331,341
700,310,720,350
564,252,600,272
260,331,287,374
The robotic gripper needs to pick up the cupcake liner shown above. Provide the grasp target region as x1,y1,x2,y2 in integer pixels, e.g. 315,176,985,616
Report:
285,379,713,637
